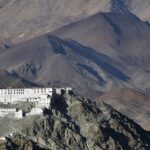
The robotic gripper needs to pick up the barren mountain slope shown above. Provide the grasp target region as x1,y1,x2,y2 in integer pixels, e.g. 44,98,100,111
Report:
52,12,150,92
0,70,38,88
131,0,150,21
0,0,150,44
0,12,149,96
110,0,150,21
96,88,150,130
0,35,134,98
0,0,110,43
53,12,150,70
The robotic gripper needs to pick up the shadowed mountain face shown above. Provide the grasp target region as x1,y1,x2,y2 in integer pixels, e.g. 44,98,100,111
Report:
53,12,150,70
52,12,150,92
0,35,132,98
0,70,38,88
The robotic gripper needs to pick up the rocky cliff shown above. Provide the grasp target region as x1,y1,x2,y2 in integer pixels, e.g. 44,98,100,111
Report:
3,92,150,150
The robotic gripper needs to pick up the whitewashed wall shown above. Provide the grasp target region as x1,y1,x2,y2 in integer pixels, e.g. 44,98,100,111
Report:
0,88,53,104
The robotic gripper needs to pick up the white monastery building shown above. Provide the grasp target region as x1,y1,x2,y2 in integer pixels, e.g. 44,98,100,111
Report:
0,87,72,108
0,87,72,118
0,87,53,108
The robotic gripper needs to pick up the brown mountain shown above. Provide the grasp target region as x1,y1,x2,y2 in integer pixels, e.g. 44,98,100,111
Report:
52,12,150,92
0,0,110,43
0,35,133,98
0,0,150,44
0,11,149,96
53,12,150,70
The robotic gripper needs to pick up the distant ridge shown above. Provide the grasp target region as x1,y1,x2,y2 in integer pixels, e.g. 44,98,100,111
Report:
0,0,149,44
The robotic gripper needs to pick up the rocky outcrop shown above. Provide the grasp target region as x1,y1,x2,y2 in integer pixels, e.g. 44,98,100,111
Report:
96,88,150,130
5,135,46,150
5,93,150,150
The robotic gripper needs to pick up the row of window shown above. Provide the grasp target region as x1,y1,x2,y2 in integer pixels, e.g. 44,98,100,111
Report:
27,98,50,101
36,103,50,106
0,91,52,95
0,88,52,93
0,92,25,95
33,88,52,93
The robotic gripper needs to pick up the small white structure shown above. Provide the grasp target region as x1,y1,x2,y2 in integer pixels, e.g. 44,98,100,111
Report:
26,108,43,116
14,110,23,119
0,108,16,117
0,137,5,141
55,87,72,95
0,108,23,118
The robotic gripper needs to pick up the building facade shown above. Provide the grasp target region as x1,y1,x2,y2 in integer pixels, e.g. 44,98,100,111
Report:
0,87,53,108
0,87,72,109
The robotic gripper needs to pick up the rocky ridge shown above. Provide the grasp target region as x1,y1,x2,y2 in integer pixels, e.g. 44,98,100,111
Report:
2,92,150,150
96,88,150,131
